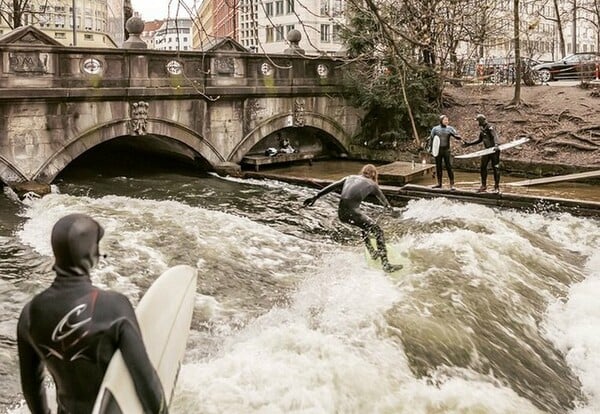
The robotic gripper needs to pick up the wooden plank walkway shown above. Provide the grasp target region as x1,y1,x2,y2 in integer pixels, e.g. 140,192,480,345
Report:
506,170,600,187
376,161,435,185
241,172,600,218
242,152,317,171
392,184,600,218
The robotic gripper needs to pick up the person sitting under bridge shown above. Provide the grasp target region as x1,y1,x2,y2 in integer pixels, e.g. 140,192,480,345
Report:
277,133,296,154
303,164,402,273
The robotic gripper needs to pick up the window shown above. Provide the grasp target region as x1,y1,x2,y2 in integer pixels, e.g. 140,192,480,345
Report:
266,26,274,43
275,25,284,41
55,32,66,39
320,24,330,42
332,0,342,17
275,0,284,15
265,2,273,16
332,24,340,42
54,15,65,27
84,34,94,40
320,0,329,16
286,0,294,14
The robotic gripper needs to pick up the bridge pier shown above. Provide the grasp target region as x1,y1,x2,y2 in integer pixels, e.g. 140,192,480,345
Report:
8,181,51,199
213,162,242,178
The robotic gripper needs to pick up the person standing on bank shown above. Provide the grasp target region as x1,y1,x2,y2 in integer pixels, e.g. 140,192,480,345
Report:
17,213,167,414
303,164,402,273
428,115,463,190
463,114,501,193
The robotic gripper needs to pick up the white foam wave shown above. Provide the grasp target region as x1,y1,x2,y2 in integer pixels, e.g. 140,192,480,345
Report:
172,252,542,414
402,197,497,223
543,252,600,414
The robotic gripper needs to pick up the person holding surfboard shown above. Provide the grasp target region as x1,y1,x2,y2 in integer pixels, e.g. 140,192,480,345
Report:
16,214,168,414
427,115,463,190
303,164,402,273
463,114,501,193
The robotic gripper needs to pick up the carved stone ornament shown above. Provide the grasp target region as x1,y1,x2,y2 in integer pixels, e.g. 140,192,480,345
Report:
260,62,274,76
215,57,235,74
19,33,45,44
246,98,263,121
130,101,150,135
316,63,329,78
9,52,49,74
82,58,103,75
293,98,305,127
166,60,183,75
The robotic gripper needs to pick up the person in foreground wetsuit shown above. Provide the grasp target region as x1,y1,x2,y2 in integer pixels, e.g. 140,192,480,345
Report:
17,213,167,414
303,164,402,273
427,114,463,190
463,113,501,193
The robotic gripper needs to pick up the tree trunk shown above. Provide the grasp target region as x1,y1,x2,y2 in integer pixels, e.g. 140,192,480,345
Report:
511,0,522,106
12,0,22,28
572,0,577,53
553,0,566,57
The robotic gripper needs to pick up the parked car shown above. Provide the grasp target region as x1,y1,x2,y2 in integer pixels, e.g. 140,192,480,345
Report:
532,53,600,82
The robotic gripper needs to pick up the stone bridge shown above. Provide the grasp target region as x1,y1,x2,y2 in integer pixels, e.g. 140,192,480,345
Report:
0,27,363,189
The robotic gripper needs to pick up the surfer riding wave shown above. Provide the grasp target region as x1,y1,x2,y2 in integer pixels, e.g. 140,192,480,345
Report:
303,164,402,273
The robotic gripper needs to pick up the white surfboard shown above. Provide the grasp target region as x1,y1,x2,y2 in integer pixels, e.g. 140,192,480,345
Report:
364,242,407,275
92,265,197,414
431,135,441,157
455,137,530,159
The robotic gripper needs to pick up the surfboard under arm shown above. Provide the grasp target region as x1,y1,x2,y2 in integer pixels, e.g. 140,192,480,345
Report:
92,265,197,414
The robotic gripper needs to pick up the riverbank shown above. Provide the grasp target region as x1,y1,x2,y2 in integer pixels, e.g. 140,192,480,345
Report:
348,83,599,178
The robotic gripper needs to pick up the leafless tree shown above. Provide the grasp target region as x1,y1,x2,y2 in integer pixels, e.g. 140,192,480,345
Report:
510,0,523,106
1,0,52,29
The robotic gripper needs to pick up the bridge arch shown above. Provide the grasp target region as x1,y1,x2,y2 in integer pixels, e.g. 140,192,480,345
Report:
227,112,352,163
0,155,28,185
33,119,224,183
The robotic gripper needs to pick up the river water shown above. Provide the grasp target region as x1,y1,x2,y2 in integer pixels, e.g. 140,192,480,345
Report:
1,153,599,414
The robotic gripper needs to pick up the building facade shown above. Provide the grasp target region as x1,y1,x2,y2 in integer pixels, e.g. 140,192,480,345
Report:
254,0,346,55
192,0,346,55
471,0,598,62
0,0,125,47
140,19,164,49
193,0,215,48
153,19,193,51
238,0,259,51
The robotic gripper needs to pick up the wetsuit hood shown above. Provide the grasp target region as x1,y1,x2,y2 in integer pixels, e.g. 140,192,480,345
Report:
51,213,104,278
476,114,487,127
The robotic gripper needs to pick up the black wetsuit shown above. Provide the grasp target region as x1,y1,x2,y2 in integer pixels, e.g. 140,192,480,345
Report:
466,121,501,189
17,214,167,414
307,175,393,267
429,124,462,187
